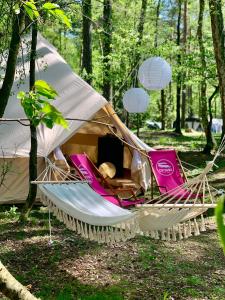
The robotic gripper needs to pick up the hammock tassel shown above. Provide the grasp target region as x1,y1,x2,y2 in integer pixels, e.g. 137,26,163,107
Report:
200,214,206,232
161,230,166,240
178,224,183,240
188,220,192,237
183,223,188,239
166,228,171,241
172,227,177,241
194,218,200,236
155,230,159,240
150,230,156,239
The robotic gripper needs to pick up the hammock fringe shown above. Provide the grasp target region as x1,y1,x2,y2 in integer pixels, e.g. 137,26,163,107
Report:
40,189,215,244
40,193,139,244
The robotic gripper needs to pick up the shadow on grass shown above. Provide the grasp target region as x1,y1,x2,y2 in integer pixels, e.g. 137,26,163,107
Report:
0,208,224,300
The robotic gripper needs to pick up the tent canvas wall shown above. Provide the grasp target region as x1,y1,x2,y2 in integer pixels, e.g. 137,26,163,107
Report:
0,34,151,204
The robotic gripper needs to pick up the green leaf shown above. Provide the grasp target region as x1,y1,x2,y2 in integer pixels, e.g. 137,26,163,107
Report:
215,197,225,254
42,3,60,10
17,91,25,100
42,3,71,29
35,80,58,99
42,103,55,114
54,9,72,29
54,116,68,129
42,117,54,129
23,2,39,20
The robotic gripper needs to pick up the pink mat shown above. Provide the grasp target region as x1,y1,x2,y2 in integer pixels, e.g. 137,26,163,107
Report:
70,154,144,207
148,150,196,199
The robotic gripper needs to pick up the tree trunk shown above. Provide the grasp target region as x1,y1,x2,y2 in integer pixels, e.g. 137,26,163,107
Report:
154,0,166,130
154,0,161,48
161,89,165,130
0,10,24,117
181,0,187,128
20,23,38,221
198,0,215,153
174,0,182,134
209,0,225,139
82,0,92,85
102,0,112,101
0,261,39,300
129,0,148,134
133,0,148,87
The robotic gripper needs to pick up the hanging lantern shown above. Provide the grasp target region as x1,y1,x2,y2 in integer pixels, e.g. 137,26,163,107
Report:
122,88,149,113
138,57,172,90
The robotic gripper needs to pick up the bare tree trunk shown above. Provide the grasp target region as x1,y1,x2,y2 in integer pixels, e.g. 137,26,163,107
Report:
161,89,165,130
0,261,39,300
20,23,38,221
154,0,166,130
102,0,112,101
174,0,182,134
198,0,215,153
0,10,24,117
209,0,225,139
154,0,161,48
134,0,148,87
82,0,92,85
133,0,148,134
181,0,187,128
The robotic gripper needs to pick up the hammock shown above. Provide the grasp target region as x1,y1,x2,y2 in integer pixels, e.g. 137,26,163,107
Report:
33,141,221,244
39,182,138,244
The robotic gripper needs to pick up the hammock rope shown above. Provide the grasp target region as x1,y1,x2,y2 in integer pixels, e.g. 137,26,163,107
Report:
31,148,221,244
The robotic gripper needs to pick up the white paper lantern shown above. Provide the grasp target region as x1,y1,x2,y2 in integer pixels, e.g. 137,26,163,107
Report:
122,88,149,113
138,57,172,90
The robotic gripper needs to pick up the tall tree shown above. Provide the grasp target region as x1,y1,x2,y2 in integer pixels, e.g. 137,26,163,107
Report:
209,0,225,138
0,9,25,117
181,0,187,128
197,0,215,153
154,0,166,130
81,0,92,85
134,0,148,136
20,22,38,221
102,0,112,101
134,0,148,87
174,0,182,134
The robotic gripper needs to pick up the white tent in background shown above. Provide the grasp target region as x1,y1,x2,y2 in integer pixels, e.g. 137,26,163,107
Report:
0,34,152,203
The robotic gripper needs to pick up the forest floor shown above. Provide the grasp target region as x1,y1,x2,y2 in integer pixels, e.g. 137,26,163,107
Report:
0,130,225,300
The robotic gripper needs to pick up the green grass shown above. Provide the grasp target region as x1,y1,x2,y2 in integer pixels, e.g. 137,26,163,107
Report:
0,131,225,300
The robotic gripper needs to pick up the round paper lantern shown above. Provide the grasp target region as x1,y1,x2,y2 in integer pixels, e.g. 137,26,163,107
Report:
138,57,172,90
122,88,149,113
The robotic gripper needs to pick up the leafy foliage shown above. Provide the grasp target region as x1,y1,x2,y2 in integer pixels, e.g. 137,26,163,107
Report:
18,80,68,129
215,197,225,254
21,0,71,29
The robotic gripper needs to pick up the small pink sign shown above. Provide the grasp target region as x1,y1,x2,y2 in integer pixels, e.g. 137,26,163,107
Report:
156,159,174,176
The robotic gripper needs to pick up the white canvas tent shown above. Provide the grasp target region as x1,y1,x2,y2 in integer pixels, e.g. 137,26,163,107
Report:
0,34,151,203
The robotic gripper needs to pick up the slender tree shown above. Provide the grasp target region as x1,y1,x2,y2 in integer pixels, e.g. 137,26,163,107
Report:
174,0,182,134
81,0,92,85
0,9,25,117
209,0,225,138
102,0,112,101
20,22,38,221
154,0,166,130
197,0,215,153
181,0,187,128
133,0,148,136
